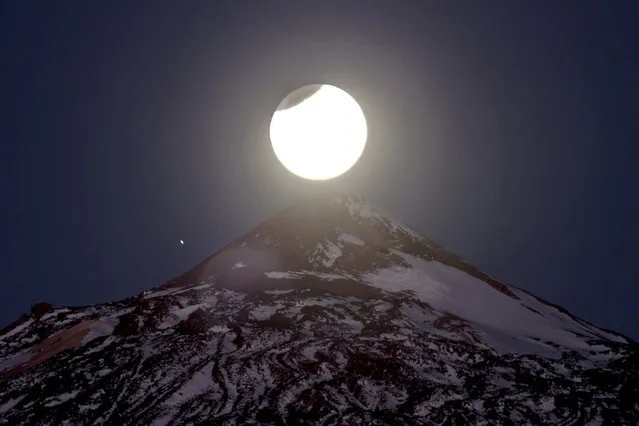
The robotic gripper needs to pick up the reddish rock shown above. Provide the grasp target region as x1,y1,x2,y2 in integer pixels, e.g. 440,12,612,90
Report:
31,302,53,318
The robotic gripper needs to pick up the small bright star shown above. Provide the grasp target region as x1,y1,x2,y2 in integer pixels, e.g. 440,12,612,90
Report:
179,240,184,245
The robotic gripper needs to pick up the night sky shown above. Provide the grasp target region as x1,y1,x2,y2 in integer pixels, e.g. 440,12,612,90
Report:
2,2,638,339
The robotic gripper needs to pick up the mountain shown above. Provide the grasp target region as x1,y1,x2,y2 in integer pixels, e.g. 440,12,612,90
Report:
1,194,637,425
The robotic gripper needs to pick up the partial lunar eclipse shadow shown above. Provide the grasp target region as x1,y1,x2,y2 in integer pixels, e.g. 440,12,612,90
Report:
275,84,323,111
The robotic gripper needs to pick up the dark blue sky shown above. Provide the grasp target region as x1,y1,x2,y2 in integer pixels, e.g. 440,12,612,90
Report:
1,2,638,338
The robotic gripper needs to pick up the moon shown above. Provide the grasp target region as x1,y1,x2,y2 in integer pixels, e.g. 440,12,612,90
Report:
269,84,367,180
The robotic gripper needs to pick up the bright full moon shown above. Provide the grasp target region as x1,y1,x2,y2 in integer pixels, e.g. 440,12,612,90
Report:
269,84,367,180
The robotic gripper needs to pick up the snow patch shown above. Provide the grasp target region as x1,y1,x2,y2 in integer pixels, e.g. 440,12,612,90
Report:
342,318,364,334
96,368,112,377
78,402,101,412
300,343,320,360
264,289,295,295
142,289,177,299
172,283,213,295
82,320,114,344
165,362,214,407
313,240,343,267
232,261,246,270
346,198,384,222
294,298,342,308
40,308,71,321
374,302,393,312
142,284,212,299
339,233,365,246
0,395,26,414
0,319,33,341
84,336,116,355
159,304,208,329
345,198,423,240
19,335,38,344
265,270,350,281
250,305,280,321
265,271,301,279
44,391,79,407
363,250,612,355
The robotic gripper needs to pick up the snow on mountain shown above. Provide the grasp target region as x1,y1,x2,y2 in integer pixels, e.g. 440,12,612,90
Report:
0,193,637,425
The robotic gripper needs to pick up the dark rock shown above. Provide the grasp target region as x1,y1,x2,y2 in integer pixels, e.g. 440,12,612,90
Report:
113,313,140,336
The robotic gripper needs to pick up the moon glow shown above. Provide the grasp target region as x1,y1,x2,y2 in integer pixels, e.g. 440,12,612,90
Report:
269,84,368,180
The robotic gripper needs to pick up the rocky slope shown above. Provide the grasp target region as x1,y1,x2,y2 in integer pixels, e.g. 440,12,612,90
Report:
1,194,637,425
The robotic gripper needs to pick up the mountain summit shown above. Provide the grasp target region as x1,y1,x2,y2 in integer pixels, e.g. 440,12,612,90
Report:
1,194,638,425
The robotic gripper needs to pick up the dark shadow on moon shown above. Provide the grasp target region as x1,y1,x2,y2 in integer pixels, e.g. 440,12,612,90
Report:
276,84,323,111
